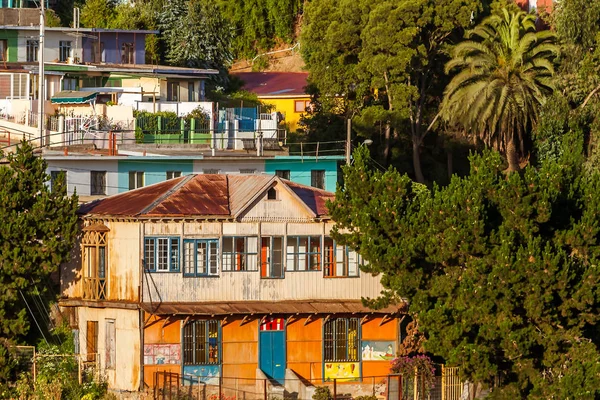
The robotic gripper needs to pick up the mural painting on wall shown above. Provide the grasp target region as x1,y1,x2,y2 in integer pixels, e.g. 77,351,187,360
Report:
183,365,220,385
324,362,360,382
144,344,181,365
362,341,395,361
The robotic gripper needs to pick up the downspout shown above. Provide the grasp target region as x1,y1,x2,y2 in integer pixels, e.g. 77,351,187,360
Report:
139,220,145,390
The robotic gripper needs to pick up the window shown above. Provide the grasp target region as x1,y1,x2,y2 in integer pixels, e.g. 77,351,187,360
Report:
203,169,220,174
323,238,360,277
188,82,195,102
267,188,277,200
261,237,284,278
240,169,256,174
0,40,7,62
275,170,290,180
222,237,258,271
50,170,66,191
86,320,98,362
166,171,182,180
105,319,116,369
121,42,134,64
62,77,77,91
184,239,218,277
311,170,325,189
129,171,144,190
90,171,106,195
82,227,108,300
286,236,321,271
183,320,220,365
294,100,311,113
144,237,180,272
91,41,105,63
167,81,179,102
59,41,72,62
26,40,38,62
324,318,360,362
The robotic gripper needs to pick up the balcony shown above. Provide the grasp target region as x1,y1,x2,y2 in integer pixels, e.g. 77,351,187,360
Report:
83,277,107,300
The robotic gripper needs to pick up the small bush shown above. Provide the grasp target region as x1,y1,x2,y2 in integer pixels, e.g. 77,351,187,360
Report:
313,386,333,400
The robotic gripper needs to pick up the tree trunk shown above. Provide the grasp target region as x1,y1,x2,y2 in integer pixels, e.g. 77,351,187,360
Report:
506,139,520,172
447,148,453,180
412,139,425,183
383,121,392,165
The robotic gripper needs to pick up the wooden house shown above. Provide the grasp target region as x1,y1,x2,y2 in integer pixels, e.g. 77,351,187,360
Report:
60,174,403,394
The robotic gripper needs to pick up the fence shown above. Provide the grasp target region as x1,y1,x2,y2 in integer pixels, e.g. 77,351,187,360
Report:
153,370,463,400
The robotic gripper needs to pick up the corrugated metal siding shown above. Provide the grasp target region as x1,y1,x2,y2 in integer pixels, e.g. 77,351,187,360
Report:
143,271,383,303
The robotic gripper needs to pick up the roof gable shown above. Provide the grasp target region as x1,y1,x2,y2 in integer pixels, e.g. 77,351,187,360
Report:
232,72,309,97
79,174,334,219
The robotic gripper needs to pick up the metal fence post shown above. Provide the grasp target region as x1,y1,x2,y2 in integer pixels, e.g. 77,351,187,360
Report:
333,379,337,400
264,378,267,400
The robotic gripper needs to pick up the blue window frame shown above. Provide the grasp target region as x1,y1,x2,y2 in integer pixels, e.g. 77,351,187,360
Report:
184,239,219,277
144,237,180,272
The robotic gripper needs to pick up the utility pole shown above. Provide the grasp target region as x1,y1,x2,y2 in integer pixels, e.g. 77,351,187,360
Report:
346,118,351,164
38,0,45,147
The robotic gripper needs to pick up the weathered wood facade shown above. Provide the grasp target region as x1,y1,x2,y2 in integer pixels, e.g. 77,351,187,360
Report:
60,174,403,394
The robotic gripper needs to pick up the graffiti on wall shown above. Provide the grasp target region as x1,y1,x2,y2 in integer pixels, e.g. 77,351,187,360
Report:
324,362,360,382
144,344,181,365
183,365,220,385
361,341,395,361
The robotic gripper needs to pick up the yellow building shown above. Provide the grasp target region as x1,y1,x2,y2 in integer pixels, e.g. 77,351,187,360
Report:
232,72,310,132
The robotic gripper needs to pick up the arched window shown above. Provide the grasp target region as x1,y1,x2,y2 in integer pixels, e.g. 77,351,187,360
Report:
82,223,109,300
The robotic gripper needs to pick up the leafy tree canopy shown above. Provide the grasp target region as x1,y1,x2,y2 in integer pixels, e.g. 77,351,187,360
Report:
0,142,78,381
329,141,600,397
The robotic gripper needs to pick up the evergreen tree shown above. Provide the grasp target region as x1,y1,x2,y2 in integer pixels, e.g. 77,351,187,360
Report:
0,142,78,380
160,0,233,80
80,0,117,28
329,140,600,396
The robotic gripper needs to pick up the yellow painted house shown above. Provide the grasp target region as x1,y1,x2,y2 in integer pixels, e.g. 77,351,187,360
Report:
232,72,310,132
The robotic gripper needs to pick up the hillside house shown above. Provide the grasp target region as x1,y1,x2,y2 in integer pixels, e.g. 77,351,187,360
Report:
60,174,403,394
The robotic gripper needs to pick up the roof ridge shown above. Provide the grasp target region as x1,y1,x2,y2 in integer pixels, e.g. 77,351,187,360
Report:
136,174,196,216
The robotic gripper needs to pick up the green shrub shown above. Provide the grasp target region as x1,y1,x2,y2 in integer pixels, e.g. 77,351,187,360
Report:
313,386,333,400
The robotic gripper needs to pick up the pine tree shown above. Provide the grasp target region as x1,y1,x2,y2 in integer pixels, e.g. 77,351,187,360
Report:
329,139,600,396
0,142,78,380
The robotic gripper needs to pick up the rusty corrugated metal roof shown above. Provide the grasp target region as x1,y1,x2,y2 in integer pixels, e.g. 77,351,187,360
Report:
141,300,404,316
78,177,185,216
79,174,334,218
286,180,335,216
146,175,230,217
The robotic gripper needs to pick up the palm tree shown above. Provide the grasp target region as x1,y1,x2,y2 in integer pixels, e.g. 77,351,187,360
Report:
441,9,558,171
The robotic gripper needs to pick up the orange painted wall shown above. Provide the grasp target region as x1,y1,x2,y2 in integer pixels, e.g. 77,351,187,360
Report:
222,317,259,380
143,315,182,388
287,316,323,382
361,316,397,378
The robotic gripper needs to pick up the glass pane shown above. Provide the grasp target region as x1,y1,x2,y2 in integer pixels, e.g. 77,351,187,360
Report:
309,236,321,270
98,247,106,279
335,245,346,277
209,242,218,275
170,239,179,271
235,237,245,271
197,242,207,275
208,320,219,364
247,237,258,271
272,237,283,278
184,241,195,275
348,249,359,276
222,238,233,271
144,239,155,270
298,237,307,271
157,238,169,271
286,239,296,271
335,319,347,361
324,238,334,276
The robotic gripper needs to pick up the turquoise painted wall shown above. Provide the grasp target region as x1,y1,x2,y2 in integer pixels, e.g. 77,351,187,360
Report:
117,159,194,193
264,157,341,193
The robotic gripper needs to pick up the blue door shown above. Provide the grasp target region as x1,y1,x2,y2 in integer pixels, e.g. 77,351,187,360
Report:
259,318,286,383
